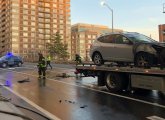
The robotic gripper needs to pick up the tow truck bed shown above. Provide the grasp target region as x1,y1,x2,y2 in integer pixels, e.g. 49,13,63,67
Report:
75,63,165,92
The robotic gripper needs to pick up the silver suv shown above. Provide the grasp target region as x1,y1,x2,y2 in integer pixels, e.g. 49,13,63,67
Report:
90,32,165,67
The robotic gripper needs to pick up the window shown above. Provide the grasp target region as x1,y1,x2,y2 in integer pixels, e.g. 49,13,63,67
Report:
92,35,96,39
59,0,63,2
31,16,35,21
98,35,115,43
38,18,44,22
45,24,50,28
45,13,50,17
31,5,35,9
23,38,28,42
39,13,44,17
31,0,36,4
31,28,35,31
45,34,50,38
45,29,50,33
12,26,19,30
45,8,50,12
23,10,28,14
115,35,130,44
39,45,44,49
45,19,50,22
31,33,35,37
12,3,19,7
39,29,44,33
12,32,19,36
80,34,85,38
59,25,63,29
12,44,19,48
53,4,57,8
23,4,28,8
31,11,35,15
80,40,85,43
59,5,63,9
53,24,57,28
23,21,28,25
23,16,28,20
23,44,28,48
23,0,28,3
88,35,91,38
60,20,63,23
39,34,44,38
12,38,18,42
23,33,28,36
23,27,28,31
45,3,50,7
59,30,63,34
60,10,63,14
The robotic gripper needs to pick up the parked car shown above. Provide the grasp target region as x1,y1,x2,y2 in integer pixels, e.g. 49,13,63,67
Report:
0,55,23,68
90,32,165,67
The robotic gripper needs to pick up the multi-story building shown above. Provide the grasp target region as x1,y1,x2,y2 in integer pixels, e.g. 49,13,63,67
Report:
71,23,122,61
159,24,165,42
0,0,71,61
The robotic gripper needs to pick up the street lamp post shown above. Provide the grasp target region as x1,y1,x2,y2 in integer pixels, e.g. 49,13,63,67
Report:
101,1,114,32
163,3,165,13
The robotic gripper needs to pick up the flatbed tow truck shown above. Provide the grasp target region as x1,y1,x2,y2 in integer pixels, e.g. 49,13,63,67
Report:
75,63,165,92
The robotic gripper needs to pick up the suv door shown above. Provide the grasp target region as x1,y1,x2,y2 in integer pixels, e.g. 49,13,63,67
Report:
99,34,116,60
113,34,134,62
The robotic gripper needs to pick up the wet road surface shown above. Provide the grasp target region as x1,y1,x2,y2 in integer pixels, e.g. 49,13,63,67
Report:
0,63,165,120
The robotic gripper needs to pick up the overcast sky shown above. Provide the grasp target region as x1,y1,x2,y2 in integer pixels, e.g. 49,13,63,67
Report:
71,0,165,40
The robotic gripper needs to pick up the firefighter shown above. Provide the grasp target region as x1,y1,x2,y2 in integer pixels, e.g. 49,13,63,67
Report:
46,55,52,69
75,54,82,64
37,53,46,86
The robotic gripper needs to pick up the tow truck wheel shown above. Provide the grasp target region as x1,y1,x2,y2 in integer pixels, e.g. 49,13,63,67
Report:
105,73,128,92
93,52,104,65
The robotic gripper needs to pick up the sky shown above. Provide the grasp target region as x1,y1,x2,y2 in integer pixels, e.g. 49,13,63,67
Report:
71,0,165,40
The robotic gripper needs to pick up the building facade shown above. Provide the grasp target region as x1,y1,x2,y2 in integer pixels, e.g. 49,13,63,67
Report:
71,23,122,61
159,24,165,42
0,0,71,61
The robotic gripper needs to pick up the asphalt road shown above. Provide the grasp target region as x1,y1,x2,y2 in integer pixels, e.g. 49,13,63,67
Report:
0,63,165,120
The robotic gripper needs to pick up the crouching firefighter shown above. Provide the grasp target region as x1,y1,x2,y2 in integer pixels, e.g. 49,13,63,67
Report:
75,54,82,65
37,53,47,86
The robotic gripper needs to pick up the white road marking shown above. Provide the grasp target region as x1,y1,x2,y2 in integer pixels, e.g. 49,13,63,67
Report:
147,116,165,120
0,67,165,110
8,68,15,70
0,83,60,120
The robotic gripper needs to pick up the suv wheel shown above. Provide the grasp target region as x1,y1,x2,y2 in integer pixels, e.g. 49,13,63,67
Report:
2,63,7,68
135,52,153,68
93,52,104,65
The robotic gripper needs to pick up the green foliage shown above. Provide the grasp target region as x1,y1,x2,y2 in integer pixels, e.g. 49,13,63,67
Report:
46,32,69,60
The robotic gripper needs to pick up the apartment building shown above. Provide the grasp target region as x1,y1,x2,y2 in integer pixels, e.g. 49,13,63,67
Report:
159,24,165,42
0,0,71,61
71,23,122,61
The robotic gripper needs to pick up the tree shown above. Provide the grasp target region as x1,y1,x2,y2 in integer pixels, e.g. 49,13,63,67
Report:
46,32,69,60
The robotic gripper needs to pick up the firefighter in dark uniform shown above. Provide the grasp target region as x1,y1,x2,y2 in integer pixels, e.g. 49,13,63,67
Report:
38,53,46,86
75,54,82,64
